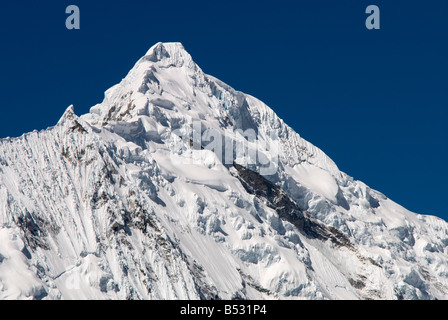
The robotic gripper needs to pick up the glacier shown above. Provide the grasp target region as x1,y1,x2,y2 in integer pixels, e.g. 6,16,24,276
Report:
0,42,447,300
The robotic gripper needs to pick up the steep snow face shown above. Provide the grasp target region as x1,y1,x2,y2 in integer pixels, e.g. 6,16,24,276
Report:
1,42,448,300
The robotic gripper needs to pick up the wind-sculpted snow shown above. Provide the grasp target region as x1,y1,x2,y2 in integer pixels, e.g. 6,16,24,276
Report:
0,42,447,299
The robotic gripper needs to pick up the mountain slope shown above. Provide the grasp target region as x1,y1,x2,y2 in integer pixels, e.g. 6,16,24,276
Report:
0,42,447,300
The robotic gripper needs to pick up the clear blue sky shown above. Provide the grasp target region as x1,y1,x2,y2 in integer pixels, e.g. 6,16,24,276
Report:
0,1,447,221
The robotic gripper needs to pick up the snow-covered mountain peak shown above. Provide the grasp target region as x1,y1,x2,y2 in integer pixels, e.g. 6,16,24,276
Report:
1,42,448,300
56,105,90,136
142,42,196,68
81,42,206,127
81,42,342,180
57,105,76,125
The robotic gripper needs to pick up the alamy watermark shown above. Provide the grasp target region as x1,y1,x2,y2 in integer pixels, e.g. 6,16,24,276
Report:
366,5,380,30
169,121,279,176
66,5,80,30
65,5,380,31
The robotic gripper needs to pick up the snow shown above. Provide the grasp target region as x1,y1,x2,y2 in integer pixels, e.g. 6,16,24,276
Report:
0,42,448,300
286,163,339,203
0,228,45,300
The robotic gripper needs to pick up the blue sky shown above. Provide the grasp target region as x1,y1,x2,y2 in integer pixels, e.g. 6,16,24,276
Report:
0,1,447,221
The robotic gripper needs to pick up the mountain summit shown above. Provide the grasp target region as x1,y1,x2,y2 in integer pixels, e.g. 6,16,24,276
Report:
0,42,447,300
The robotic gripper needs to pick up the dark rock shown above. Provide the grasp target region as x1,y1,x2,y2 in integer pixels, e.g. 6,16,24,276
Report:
233,163,354,250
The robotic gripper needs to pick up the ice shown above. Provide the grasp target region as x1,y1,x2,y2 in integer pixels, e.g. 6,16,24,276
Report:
0,42,447,300
0,228,45,300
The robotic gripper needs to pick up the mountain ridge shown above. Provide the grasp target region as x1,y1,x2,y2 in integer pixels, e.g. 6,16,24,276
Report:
0,42,447,300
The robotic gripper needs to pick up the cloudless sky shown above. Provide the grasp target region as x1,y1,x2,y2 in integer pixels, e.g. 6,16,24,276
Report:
0,1,447,221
